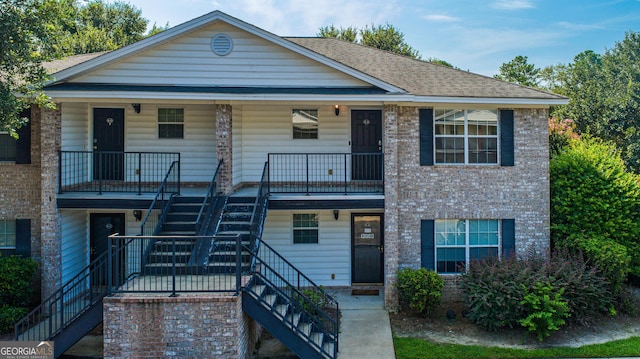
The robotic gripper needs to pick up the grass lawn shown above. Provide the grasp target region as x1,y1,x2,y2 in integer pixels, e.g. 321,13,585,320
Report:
393,336,640,359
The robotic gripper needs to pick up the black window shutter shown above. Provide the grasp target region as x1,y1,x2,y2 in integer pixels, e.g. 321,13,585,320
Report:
15,219,31,258
500,110,514,166
15,109,31,164
419,108,434,166
421,220,435,270
501,219,515,258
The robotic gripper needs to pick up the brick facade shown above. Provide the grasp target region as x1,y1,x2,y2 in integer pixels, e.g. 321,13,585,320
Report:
215,104,233,194
0,106,42,260
40,106,62,301
103,295,260,359
385,107,550,302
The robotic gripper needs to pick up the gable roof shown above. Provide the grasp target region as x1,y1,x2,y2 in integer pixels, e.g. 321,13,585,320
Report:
43,10,567,105
286,37,565,101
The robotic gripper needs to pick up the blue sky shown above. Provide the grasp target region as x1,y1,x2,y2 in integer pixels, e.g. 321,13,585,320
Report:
121,0,640,76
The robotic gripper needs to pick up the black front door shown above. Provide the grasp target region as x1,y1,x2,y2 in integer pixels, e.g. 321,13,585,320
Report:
90,213,125,287
352,214,384,284
93,108,125,181
351,110,382,180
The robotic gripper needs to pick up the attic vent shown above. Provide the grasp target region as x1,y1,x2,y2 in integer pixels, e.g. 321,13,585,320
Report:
211,34,233,56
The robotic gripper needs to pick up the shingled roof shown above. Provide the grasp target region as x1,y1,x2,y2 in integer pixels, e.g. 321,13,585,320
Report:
286,37,565,100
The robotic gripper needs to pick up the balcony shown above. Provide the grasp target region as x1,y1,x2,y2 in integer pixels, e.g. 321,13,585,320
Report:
59,151,180,194
267,153,384,195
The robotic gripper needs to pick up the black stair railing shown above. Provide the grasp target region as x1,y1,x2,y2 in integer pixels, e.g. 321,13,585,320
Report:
195,159,224,236
246,240,339,358
248,162,269,253
139,160,180,236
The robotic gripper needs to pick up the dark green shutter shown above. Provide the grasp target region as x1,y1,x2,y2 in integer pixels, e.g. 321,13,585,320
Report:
15,219,31,258
421,220,435,269
501,219,515,258
500,110,514,166
419,108,434,166
15,109,31,164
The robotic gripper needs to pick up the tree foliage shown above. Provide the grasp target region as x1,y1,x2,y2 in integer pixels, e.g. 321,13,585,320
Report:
0,0,55,134
318,23,420,59
494,55,540,87
550,137,640,285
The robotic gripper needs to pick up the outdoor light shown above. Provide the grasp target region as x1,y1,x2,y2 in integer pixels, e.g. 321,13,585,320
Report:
334,105,340,116
132,103,141,113
133,210,142,221
333,209,339,220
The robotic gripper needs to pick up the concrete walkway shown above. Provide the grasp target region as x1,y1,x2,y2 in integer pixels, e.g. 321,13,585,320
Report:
328,288,396,359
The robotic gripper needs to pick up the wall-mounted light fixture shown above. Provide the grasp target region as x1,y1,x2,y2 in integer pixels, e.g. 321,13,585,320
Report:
132,103,141,114
133,210,142,221
334,105,340,116
333,209,339,221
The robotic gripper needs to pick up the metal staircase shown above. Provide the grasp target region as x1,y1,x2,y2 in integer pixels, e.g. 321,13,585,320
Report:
207,196,254,273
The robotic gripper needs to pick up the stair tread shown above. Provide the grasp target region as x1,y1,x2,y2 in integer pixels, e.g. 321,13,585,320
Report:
310,332,324,346
145,263,189,267
275,304,289,316
263,294,277,306
150,251,192,255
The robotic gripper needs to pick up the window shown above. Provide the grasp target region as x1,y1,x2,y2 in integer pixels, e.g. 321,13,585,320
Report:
0,220,16,249
434,219,500,273
292,109,318,139
434,109,498,164
158,108,184,138
293,213,319,244
0,133,16,161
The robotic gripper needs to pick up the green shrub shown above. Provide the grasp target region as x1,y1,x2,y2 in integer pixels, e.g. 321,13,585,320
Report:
461,256,542,331
550,137,640,280
0,256,38,307
547,249,614,324
0,305,27,333
461,251,613,335
518,281,570,341
397,268,444,316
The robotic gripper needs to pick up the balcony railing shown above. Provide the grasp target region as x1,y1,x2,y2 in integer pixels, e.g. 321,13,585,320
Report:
268,153,384,194
59,151,180,194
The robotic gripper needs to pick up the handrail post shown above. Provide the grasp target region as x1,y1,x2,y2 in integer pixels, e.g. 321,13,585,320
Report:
177,155,181,195
107,236,112,295
305,153,309,195
171,237,177,297
236,235,242,291
58,151,63,194
98,152,103,195
344,153,348,195
137,152,142,195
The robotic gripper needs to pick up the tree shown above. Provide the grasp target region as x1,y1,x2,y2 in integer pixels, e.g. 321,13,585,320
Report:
37,0,150,57
0,0,55,134
494,55,540,87
318,23,420,59
550,137,640,291
426,58,454,68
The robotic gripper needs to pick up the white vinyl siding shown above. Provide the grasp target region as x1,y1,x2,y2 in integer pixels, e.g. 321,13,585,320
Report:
262,210,351,286
60,210,88,285
61,103,90,151
237,104,350,182
73,22,368,88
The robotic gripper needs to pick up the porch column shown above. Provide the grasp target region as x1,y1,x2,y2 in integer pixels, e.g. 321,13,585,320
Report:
215,104,233,194
383,104,399,310
40,105,62,301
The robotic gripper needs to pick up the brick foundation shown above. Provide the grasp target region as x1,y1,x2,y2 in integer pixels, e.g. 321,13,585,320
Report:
103,294,260,359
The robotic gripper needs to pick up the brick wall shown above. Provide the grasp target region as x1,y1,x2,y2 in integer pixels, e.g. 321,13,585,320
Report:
386,107,550,302
0,106,42,260
104,295,260,359
216,104,233,194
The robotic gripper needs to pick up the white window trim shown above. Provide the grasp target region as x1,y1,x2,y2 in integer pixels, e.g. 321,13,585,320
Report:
434,219,501,273
292,212,319,244
433,109,500,165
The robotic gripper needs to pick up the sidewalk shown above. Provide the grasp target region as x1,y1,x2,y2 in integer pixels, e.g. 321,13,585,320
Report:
329,288,396,359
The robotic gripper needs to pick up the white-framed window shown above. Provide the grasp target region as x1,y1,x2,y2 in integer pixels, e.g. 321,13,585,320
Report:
435,219,500,273
158,108,184,139
0,220,16,249
434,109,498,164
293,213,319,244
292,109,318,139
0,132,16,161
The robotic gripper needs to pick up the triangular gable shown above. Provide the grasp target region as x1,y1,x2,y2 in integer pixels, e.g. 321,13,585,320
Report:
50,11,404,93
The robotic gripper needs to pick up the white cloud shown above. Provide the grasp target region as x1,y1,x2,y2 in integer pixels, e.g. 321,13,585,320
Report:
490,0,534,10
424,14,460,22
557,21,604,31
212,0,402,36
